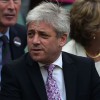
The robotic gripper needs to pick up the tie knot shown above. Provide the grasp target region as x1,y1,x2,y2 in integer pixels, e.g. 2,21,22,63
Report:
46,64,55,74
0,35,9,45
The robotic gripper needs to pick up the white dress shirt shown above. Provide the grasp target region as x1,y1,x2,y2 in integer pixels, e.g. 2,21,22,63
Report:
39,53,66,100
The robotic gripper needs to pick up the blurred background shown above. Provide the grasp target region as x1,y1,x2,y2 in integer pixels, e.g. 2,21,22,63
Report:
17,0,75,25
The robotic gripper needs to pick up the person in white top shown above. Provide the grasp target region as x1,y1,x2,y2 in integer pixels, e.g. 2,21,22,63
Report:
63,0,100,75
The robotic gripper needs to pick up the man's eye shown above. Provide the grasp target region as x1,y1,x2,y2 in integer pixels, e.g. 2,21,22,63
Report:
1,0,8,3
27,33,34,38
0,0,20,3
41,34,49,39
39,32,49,39
14,0,20,3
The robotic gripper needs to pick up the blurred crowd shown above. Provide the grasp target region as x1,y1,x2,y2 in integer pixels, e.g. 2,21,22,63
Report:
18,0,75,25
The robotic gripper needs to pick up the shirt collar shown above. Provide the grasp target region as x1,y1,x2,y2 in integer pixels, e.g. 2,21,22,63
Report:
0,27,10,40
39,52,62,69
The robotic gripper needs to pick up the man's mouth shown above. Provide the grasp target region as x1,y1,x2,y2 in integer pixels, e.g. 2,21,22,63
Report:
33,49,42,51
4,14,15,19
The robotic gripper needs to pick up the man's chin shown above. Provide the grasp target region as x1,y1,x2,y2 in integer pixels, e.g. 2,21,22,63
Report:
31,56,43,62
4,22,16,26
1,20,16,27
32,58,42,62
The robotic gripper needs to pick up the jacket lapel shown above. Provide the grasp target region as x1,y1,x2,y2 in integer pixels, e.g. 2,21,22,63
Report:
62,52,77,100
26,54,48,100
9,26,24,59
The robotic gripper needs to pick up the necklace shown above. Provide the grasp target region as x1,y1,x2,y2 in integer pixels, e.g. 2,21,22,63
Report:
85,51,100,59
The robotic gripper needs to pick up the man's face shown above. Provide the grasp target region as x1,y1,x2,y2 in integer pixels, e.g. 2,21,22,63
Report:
27,21,67,64
0,0,21,27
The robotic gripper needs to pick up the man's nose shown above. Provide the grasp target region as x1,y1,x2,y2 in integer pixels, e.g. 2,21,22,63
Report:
8,0,15,10
32,34,40,44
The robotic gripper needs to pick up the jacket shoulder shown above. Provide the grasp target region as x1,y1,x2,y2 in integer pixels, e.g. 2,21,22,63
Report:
10,23,27,33
62,51,95,66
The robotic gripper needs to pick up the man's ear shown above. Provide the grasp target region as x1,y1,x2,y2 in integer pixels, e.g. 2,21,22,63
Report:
59,34,67,47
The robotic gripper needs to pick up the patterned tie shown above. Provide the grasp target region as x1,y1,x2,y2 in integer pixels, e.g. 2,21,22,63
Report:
0,35,11,65
45,64,61,100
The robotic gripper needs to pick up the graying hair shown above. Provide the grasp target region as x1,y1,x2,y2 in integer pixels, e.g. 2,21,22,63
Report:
26,2,70,37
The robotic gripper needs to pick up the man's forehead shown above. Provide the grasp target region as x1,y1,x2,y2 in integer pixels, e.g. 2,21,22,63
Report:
27,21,53,31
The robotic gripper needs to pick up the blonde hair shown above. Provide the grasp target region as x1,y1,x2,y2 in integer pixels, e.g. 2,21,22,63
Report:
70,0,100,46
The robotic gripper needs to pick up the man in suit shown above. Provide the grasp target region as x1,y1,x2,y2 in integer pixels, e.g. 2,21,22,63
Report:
1,2,100,100
0,0,27,89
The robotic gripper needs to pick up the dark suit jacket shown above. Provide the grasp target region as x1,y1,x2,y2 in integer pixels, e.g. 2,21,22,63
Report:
9,23,27,60
0,23,27,89
1,52,100,100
